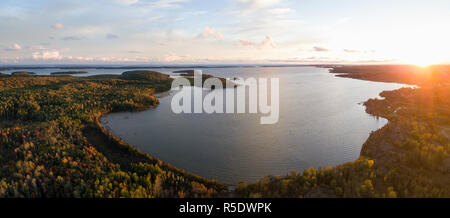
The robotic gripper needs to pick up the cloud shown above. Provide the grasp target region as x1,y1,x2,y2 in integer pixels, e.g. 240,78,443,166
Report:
106,33,119,39
138,0,190,10
73,25,109,37
115,0,139,5
238,0,281,10
266,8,293,15
164,53,180,62
343,49,376,53
268,56,334,63
200,26,223,39
62,36,84,41
29,52,156,63
239,39,255,47
313,46,329,52
239,36,276,49
260,36,276,48
52,24,64,29
28,45,48,51
32,50,63,60
70,56,94,62
4,43,22,51
162,53,189,62
343,49,358,53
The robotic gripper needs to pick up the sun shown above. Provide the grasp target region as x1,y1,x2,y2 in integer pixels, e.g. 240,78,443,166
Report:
394,35,447,68
401,55,439,68
414,61,435,68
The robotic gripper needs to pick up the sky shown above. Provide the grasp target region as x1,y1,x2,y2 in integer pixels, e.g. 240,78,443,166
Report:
1,0,450,65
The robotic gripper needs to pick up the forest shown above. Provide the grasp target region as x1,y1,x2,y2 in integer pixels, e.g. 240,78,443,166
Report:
236,66,449,197
0,71,226,197
0,67,448,198
329,65,450,85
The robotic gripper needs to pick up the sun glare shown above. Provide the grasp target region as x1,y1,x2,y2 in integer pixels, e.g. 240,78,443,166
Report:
402,54,440,68
414,61,434,68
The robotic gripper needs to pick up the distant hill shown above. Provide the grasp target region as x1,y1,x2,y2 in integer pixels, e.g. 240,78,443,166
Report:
330,65,450,86
173,70,195,74
121,70,170,82
87,74,121,79
51,71,88,75
11,71,36,76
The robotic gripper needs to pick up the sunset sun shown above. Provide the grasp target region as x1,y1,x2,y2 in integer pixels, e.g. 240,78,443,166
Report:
413,60,436,68
401,52,442,68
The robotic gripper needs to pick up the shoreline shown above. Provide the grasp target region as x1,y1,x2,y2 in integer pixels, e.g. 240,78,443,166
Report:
0,72,228,197
93,89,228,188
99,67,413,186
1,66,447,197
97,86,239,190
236,66,448,197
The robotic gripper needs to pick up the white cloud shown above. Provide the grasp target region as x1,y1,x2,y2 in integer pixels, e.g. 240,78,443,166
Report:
239,39,255,47
260,36,276,48
239,36,276,49
266,8,292,15
28,45,48,51
73,25,109,37
162,53,190,62
4,43,22,51
133,28,192,46
139,0,190,10
200,26,223,39
163,53,181,62
343,49,358,53
343,49,376,53
238,0,281,10
115,0,140,5
32,50,63,60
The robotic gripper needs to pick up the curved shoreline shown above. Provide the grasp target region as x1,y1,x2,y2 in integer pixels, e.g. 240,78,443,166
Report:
3,68,445,197
93,90,228,188
98,69,410,186
96,88,237,192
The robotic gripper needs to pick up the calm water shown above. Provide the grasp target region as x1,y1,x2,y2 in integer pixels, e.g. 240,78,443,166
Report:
100,67,409,183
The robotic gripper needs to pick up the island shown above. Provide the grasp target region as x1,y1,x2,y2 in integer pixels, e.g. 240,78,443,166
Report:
173,70,234,88
173,70,195,74
50,71,89,75
11,71,36,76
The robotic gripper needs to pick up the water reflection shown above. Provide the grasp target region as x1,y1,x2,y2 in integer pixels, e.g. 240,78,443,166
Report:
101,67,410,183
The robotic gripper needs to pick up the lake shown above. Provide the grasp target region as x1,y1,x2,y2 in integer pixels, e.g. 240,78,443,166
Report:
100,66,409,184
